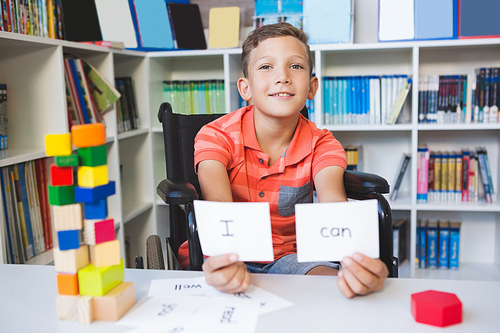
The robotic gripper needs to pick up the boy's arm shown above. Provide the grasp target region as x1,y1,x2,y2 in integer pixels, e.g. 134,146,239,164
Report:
197,159,251,293
313,165,388,298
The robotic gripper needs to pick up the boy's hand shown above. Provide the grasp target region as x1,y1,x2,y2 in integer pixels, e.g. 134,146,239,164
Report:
202,253,251,294
337,253,388,298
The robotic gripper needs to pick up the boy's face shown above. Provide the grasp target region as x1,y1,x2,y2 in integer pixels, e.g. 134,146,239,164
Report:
238,36,318,119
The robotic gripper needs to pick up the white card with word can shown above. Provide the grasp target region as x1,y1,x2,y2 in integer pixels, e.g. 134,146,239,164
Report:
193,200,274,262
295,200,380,262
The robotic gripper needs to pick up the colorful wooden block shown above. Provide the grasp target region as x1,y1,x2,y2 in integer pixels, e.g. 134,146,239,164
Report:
75,181,116,203
55,154,79,167
78,259,125,296
411,290,462,327
71,123,106,148
53,203,83,231
90,239,121,268
57,273,79,295
58,229,81,251
56,295,94,324
50,164,74,186
53,245,89,274
45,133,72,156
78,165,108,187
48,185,76,206
93,282,136,321
78,145,107,167
84,199,108,220
83,218,115,245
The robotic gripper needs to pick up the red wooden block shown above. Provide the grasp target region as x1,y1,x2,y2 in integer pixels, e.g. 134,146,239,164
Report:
95,219,115,244
51,164,74,186
411,290,462,327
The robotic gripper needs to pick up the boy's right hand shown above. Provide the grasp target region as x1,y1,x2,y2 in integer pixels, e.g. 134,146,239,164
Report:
202,253,251,294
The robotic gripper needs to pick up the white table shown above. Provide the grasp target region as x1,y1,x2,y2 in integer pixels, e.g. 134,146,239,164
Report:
1,264,499,332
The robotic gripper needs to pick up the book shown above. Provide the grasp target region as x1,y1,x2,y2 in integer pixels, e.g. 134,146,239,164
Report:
391,153,411,201
427,152,435,202
393,219,408,264
67,57,91,124
35,159,51,250
418,220,427,268
132,0,174,49
15,163,36,258
0,168,14,263
81,59,121,115
209,7,240,49
25,161,44,255
63,70,81,128
344,145,361,171
73,58,103,124
449,221,461,269
378,0,414,41
60,0,102,42
427,221,438,269
438,220,450,269
8,166,25,263
167,3,207,50
94,0,137,49
477,148,492,203
78,40,126,49
0,83,7,149
417,145,429,203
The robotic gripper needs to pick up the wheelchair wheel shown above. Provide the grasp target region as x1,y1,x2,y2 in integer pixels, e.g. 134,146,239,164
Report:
146,235,165,270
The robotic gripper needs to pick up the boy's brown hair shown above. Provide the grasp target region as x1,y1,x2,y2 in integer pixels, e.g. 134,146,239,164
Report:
240,22,313,78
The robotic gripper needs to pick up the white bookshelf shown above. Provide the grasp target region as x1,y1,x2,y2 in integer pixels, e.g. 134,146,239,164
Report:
0,30,499,281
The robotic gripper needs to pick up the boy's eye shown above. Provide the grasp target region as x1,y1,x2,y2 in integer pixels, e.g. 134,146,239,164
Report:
291,64,304,70
259,65,271,70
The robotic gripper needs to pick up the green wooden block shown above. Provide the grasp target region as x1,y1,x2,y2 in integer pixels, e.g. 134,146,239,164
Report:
54,154,79,167
48,185,76,206
78,259,124,296
78,145,107,167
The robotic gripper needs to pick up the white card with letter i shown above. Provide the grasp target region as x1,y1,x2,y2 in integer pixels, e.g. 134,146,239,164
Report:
193,200,274,262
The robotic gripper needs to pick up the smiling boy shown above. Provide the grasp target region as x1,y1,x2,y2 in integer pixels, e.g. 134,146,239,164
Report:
193,22,388,298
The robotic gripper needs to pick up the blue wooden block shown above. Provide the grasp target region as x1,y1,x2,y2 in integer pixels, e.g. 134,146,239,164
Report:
58,230,81,251
84,199,108,220
75,181,116,203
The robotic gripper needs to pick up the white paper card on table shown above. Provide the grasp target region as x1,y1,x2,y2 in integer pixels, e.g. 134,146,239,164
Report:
220,284,294,315
194,200,274,262
295,199,379,262
148,277,220,298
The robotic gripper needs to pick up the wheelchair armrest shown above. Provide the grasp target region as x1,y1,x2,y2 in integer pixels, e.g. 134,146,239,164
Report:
157,179,199,205
344,170,390,197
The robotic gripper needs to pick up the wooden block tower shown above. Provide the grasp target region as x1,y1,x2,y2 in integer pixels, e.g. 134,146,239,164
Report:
45,124,135,324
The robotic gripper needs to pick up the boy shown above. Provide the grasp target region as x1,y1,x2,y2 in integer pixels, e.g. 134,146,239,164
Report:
194,22,388,298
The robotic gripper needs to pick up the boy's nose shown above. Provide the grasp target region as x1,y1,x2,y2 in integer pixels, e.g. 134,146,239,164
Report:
274,69,291,84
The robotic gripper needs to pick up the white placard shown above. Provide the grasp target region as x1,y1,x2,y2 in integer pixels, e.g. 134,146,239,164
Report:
194,200,274,262
295,200,380,262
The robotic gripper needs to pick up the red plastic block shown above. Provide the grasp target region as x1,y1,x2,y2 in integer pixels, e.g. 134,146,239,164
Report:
411,290,462,327
51,164,74,186
71,123,106,148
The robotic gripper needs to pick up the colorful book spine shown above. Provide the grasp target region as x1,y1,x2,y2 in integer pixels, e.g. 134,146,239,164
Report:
418,220,427,269
438,221,450,269
417,146,429,203
427,221,438,269
427,152,435,202
449,222,461,269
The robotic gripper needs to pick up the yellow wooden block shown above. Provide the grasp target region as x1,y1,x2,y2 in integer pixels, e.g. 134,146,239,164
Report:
90,239,121,268
56,295,94,324
53,203,83,231
53,245,89,274
78,259,124,296
71,123,106,148
93,282,136,321
45,133,72,156
78,165,108,187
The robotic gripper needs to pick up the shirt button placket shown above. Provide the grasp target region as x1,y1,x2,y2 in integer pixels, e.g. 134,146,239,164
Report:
259,191,265,198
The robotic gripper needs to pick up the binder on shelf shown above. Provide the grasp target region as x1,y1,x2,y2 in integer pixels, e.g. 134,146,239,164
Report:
208,7,240,49
60,0,102,42
167,3,207,50
378,0,414,42
414,0,457,40
303,0,353,44
94,0,137,49
458,0,500,39
132,0,174,49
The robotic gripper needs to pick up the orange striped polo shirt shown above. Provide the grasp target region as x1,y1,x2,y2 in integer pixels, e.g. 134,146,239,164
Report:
194,105,347,262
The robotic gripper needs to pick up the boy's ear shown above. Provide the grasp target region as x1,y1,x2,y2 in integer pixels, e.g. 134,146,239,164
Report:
237,77,252,101
308,76,319,100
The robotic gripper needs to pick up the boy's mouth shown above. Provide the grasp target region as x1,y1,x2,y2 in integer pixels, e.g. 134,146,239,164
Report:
270,92,294,97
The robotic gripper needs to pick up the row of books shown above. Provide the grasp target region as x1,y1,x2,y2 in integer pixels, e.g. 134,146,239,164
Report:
162,80,226,115
417,220,461,270
344,145,361,171
63,55,120,130
0,83,6,150
0,158,53,264
115,77,139,134
417,146,496,204
0,0,63,39
322,75,412,126
418,68,500,124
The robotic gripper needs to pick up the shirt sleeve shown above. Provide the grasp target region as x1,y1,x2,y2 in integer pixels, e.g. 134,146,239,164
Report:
311,129,347,179
194,123,233,173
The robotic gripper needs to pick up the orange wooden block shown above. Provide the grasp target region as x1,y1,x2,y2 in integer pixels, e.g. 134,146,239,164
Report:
93,282,136,321
57,273,79,295
71,123,106,148
90,239,121,268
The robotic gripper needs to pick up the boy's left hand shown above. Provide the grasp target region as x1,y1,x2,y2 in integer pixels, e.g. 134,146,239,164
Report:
337,253,388,298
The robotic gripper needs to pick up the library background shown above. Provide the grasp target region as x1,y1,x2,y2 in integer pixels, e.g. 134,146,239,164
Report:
0,0,499,282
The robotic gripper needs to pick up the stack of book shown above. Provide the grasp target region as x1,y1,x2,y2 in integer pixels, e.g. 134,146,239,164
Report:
162,80,225,115
419,68,500,124
115,77,139,134
417,145,496,204
0,83,6,149
0,159,52,264
417,220,461,270
64,55,120,130
0,0,63,39
322,74,411,125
